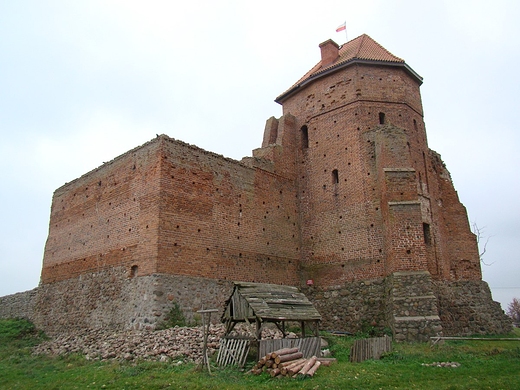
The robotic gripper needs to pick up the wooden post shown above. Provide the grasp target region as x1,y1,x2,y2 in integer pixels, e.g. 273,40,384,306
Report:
197,308,218,374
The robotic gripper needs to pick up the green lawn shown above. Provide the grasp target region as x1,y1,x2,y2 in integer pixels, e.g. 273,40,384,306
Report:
1,319,519,389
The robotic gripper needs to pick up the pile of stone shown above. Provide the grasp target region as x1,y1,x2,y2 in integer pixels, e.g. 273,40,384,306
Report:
421,361,461,368
33,324,226,363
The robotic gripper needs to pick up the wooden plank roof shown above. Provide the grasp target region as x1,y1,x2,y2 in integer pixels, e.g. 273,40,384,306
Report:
224,282,322,322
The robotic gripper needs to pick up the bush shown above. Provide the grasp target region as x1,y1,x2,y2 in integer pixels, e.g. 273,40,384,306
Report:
157,303,187,329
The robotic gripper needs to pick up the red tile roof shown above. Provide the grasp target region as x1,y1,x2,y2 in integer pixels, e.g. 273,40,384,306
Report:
276,34,421,103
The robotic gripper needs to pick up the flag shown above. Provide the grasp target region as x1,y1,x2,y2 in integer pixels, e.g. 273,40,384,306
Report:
336,22,346,33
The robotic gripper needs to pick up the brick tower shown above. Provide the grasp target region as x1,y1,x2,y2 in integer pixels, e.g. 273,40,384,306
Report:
266,35,509,339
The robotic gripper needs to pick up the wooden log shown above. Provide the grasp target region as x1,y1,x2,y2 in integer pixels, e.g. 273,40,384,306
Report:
287,360,307,376
270,368,281,377
306,361,321,377
299,356,317,376
275,351,304,364
279,357,306,369
317,357,337,366
270,347,299,359
280,358,306,375
251,368,262,375
265,359,274,368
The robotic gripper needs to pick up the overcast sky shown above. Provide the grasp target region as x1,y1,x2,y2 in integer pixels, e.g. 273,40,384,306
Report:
1,0,519,311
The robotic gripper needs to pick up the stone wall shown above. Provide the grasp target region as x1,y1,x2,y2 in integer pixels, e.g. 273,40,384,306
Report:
24,268,234,336
302,279,387,333
0,288,38,320
433,280,512,336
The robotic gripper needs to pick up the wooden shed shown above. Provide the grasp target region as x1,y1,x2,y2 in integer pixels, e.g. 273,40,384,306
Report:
222,282,322,340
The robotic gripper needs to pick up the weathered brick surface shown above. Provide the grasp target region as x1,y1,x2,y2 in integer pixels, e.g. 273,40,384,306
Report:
0,38,509,338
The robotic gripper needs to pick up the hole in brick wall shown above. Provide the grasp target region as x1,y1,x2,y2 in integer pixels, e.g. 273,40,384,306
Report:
237,222,240,226
262,228,265,231
332,169,339,184
376,207,379,211
146,225,149,229
176,225,179,229
367,172,370,176
267,242,270,245
171,175,174,179
192,181,195,185
340,215,343,219
316,141,319,145
263,201,265,205
239,253,242,257
379,249,382,253
277,205,280,209
130,265,138,278
133,198,136,201
292,234,295,238
90,225,93,228
174,243,178,246
423,223,431,245
323,185,326,189
370,224,374,227
198,229,201,232
406,249,411,254
377,259,380,263
133,164,136,170
109,202,111,205
293,222,296,226
237,236,240,239
298,125,309,149
129,228,131,232
342,247,344,251
267,257,270,260
107,219,110,223
207,248,210,251
107,235,109,238
414,119,418,131
296,247,299,251
348,162,351,165
338,231,342,234
400,192,404,195
311,236,314,240
324,154,326,157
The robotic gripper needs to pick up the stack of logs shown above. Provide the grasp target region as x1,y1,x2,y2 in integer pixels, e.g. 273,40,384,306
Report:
251,347,335,378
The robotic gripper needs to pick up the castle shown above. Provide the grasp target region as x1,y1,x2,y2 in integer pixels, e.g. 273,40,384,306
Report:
0,35,511,340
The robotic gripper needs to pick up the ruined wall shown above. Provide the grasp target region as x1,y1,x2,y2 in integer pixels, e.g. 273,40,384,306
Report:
0,289,38,320
156,136,300,285
41,138,163,283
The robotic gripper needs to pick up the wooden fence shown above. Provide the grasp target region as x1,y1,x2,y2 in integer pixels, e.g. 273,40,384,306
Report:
349,335,392,363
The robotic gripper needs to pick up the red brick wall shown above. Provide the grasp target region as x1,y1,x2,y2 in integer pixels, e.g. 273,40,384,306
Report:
41,57,481,292
42,139,162,283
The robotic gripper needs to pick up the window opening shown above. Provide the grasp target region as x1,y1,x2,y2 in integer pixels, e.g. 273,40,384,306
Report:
332,169,339,184
301,125,309,149
423,223,431,245
379,112,385,125
130,265,138,278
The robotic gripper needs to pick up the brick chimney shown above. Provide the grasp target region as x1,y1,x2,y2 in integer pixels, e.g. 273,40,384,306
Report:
319,39,340,67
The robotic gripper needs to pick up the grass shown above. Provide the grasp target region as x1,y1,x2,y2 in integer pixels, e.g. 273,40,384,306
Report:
1,319,519,389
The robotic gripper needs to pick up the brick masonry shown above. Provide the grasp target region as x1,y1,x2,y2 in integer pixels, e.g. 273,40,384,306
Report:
0,36,511,339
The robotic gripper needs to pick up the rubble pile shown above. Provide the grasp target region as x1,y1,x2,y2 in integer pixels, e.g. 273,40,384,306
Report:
33,324,226,363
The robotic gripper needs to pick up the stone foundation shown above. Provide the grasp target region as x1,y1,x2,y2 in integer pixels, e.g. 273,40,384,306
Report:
0,269,233,336
433,280,512,336
0,271,511,339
